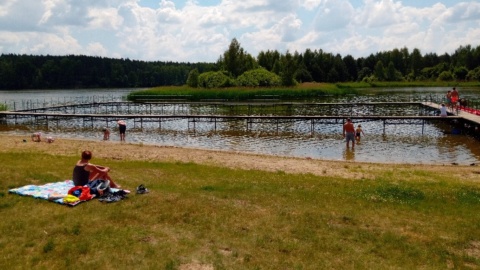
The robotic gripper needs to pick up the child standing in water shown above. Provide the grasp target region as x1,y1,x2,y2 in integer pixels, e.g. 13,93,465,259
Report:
355,124,364,142
102,127,110,140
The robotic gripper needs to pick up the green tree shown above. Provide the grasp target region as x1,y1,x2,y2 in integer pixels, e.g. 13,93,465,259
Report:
386,61,402,81
279,51,297,86
453,66,468,81
390,48,406,75
411,48,422,79
218,38,257,78
374,61,386,81
186,68,199,87
257,50,280,72
357,67,372,82
343,55,357,81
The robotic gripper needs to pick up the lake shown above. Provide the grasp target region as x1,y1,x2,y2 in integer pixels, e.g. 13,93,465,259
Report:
1,87,480,165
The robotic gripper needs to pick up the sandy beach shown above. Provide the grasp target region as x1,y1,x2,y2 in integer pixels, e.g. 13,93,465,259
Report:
1,134,479,181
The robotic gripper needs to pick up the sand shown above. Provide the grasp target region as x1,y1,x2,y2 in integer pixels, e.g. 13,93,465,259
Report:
1,134,479,180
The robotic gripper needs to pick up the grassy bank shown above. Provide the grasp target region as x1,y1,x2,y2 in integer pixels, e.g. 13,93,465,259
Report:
127,81,480,102
336,81,480,89
127,83,352,101
1,136,480,269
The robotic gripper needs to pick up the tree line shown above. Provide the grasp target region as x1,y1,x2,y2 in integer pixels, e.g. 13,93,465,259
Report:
1,39,480,90
0,54,215,90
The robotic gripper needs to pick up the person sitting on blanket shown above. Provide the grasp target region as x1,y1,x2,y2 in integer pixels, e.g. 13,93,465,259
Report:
72,150,120,188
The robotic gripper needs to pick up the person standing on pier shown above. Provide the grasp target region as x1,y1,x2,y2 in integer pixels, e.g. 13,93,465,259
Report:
446,90,452,109
343,118,356,148
451,87,459,111
117,120,126,142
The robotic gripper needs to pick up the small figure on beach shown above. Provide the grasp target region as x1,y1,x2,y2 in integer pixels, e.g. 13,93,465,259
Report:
102,127,110,141
355,124,365,141
440,103,448,117
31,132,41,142
343,118,356,149
72,150,120,188
117,120,126,142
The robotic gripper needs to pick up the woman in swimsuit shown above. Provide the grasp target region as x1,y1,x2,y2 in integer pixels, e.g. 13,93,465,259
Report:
72,150,120,188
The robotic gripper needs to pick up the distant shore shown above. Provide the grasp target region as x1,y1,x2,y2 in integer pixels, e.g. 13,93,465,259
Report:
1,134,477,181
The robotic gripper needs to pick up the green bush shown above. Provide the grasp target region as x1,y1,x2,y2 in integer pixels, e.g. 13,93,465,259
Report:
236,68,281,87
437,71,454,81
466,67,480,81
186,69,199,88
198,71,233,88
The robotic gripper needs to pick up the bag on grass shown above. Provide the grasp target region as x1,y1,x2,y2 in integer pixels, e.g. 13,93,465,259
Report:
87,179,110,196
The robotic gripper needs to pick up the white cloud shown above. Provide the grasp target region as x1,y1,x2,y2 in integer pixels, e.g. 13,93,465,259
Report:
356,0,402,28
85,42,108,57
300,0,322,11
0,31,82,55
88,7,123,29
313,0,354,31
0,0,479,62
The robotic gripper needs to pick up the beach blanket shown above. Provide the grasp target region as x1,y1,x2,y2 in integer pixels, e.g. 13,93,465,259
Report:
8,180,93,206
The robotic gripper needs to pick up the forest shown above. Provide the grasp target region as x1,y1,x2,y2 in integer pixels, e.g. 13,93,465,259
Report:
1,39,479,90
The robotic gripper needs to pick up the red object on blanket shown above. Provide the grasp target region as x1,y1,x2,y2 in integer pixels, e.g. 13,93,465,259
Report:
68,186,94,201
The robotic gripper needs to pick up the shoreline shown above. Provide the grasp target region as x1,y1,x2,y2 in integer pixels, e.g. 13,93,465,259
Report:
1,134,478,181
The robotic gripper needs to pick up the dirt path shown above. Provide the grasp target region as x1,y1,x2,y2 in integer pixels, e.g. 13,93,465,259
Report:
1,134,478,180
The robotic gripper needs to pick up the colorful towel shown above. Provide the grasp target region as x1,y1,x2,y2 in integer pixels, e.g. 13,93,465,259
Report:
8,180,92,206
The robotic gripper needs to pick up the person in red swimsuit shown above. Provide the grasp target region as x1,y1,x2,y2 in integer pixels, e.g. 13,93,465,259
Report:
451,87,459,111
343,118,356,148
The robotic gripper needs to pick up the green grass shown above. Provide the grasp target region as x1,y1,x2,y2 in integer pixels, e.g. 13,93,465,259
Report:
336,81,480,88
127,84,355,101
1,151,480,269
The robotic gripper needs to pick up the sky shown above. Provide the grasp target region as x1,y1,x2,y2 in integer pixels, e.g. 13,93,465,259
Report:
0,0,479,63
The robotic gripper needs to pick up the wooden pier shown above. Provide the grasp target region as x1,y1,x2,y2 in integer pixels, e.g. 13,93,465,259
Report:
422,101,480,124
16,101,431,116
1,101,479,134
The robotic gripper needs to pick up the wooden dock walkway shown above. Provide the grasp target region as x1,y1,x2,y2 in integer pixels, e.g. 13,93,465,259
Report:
422,102,480,125
0,110,462,133
1,101,479,134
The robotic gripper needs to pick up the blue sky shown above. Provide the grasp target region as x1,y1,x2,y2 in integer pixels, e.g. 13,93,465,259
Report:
0,0,479,62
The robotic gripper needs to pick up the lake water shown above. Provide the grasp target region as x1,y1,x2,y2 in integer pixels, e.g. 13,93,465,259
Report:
1,87,480,165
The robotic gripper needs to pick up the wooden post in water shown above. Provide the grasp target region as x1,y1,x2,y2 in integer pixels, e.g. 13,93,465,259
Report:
276,118,279,135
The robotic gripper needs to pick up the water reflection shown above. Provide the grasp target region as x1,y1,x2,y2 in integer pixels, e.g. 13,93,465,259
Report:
343,148,355,161
1,87,480,164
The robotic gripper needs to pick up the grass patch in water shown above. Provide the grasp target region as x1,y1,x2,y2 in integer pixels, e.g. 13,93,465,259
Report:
127,84,355,101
